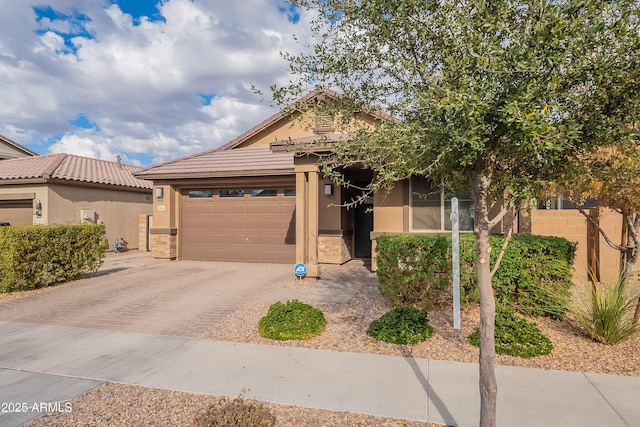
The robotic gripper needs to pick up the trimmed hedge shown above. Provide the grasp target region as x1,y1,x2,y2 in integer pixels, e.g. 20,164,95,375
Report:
376,234,576,318
0,223,106,292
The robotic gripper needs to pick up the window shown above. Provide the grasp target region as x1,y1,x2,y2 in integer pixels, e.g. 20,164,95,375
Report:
219,190,245,198
533,194,598,210
188,190,213,198
250,189,277,197
410,176,474,231
284,189,296,197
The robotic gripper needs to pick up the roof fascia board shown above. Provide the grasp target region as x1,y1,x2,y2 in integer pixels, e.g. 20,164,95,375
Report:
0,135,38,157
47,179,152,193
0,178,48,186
138,169,295,181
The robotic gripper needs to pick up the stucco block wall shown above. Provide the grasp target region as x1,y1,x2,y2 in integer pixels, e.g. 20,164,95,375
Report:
530,209,621,283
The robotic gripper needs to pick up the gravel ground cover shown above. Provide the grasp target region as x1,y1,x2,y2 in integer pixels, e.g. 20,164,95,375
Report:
200,283,640,376
25,383,436,427
11,259,640,426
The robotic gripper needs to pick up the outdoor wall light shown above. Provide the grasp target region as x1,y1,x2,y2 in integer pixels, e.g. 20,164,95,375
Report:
33,200,42,217
324,183,333,196
155,187,164,199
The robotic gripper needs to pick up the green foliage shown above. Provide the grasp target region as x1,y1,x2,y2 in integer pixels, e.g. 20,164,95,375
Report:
0,224,106,293
376,234,575,318
190,397,275,427
375,234,452,309
258,300,326,341
468,305,553,358
273,0,640,204
368,306,434,344
571,275,639,345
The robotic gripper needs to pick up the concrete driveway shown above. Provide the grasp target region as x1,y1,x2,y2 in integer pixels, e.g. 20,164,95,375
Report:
0,254,375,337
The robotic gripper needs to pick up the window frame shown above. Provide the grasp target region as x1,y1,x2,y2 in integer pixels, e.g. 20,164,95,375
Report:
409,176,474,232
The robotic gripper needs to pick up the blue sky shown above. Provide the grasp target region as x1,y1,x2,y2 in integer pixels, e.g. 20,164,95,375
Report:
0,0,308,166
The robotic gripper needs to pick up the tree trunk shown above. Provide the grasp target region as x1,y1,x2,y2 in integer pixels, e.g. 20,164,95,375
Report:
624,213,640,325
471,170,497,427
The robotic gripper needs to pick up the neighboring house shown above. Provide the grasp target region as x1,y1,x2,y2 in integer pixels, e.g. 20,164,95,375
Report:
0,153,153,251
0,134,38,160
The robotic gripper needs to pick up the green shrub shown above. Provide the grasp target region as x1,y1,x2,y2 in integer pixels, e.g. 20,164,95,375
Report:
258,300,326,340
190,397,275,427
468,305,553,358
375,234,452,309
368,306,434,344
571,275,639,345
375,234,576,318
0,223,106,292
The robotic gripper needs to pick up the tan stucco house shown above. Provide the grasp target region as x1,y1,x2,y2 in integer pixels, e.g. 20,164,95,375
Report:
135,91,480,277
0,153,153,251
136,91,623,281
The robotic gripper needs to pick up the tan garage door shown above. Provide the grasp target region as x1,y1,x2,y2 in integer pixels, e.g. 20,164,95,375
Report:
0,200,33,225
181,186,296,263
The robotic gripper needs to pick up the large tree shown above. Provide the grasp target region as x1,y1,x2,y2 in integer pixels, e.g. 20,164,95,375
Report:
272,0,640,425
560,140,640,323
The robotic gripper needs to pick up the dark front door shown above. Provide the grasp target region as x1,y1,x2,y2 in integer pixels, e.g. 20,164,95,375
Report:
354,203,373,258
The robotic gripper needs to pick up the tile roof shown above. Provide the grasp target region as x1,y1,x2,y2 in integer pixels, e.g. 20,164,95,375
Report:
0,153,152,190
135,146,294,179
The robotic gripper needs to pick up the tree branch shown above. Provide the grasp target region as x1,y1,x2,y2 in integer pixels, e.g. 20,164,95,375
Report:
491,225,513,279
487,203,512,230
576,207,628,252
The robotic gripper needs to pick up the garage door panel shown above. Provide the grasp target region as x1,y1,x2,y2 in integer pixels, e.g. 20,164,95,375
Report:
248,234,290,244
0,200,33,225
182,245,215,261
246,247,295,263
213,233,248,245
181,185,295,263
248,204,281,215
247,219,281,230
216,204,246,215
214,220,247,231
214,246,250,262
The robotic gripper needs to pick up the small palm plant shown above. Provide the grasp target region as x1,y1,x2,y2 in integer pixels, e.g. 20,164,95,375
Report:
572,273,639,345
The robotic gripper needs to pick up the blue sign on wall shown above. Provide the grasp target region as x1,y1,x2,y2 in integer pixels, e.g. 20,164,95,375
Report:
294,263,307,277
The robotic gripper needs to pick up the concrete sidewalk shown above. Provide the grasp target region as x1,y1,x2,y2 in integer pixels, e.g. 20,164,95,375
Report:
0,321,638,427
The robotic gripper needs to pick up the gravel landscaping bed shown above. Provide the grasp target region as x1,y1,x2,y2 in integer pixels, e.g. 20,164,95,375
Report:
26,383,436,427
201,282,640,377
15,266,640,426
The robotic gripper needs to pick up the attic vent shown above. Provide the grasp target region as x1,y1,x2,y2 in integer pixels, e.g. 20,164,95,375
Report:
314,113,334,134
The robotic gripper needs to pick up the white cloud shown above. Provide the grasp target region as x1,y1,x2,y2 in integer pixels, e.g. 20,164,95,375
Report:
49,133,121,162
0,0,314,165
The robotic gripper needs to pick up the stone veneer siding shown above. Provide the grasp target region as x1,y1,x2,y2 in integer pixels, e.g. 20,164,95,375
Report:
318,234,352,264
150,229,177,259
138,214,150,252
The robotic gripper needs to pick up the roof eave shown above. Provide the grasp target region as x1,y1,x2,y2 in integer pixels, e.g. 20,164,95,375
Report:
136,168,295,181
46,178,152,192
0,178,48,185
